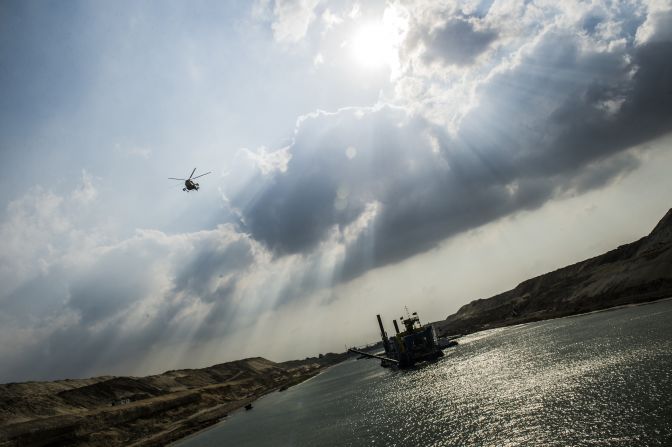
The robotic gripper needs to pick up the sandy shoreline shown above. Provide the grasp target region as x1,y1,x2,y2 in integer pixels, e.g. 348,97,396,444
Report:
0,355,348,447
167,365,339,446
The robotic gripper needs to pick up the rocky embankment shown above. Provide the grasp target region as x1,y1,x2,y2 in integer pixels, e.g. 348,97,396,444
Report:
435,208,672,336
0,354,347,447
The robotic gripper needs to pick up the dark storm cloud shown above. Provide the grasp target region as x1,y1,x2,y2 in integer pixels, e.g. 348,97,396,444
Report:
411,17,498,66
3,269,68,321
567,152,640,194
68,254,153,326
235,104,558,280
453,34,671,181
172,234,256,302
234,107,411,255
237,21,672,282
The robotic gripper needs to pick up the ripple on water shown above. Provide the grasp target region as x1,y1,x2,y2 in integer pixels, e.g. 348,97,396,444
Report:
176,300,672,447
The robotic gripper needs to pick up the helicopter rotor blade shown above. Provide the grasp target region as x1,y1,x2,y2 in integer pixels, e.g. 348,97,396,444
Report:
192,171,211,179
188,168,197,179
168,178,187,181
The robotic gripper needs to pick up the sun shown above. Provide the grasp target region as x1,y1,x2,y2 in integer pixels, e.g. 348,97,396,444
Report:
351,23,394,69
349,7,407,72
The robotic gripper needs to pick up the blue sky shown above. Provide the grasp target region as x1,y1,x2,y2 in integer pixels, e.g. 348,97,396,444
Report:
1,0,671,382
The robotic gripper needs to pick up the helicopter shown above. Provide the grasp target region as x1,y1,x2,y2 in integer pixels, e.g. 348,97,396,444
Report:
169,168,211,192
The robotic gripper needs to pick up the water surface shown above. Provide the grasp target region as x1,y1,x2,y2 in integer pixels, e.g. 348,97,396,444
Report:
176,300,672,446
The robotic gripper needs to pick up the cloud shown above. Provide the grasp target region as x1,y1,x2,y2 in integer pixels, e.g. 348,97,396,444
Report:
322,8,343,29
171,227,258,301
0,179,346,381
0,178,244,379
410,17,497,67
636,1,672,44
0,201,270,380
2,0,671,383
270,0,323,43
71,170,98,204
234,0,672,281
0,187,72,297
243,146,292,175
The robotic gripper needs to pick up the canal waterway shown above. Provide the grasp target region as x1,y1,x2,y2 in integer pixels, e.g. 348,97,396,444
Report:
175,299,672,446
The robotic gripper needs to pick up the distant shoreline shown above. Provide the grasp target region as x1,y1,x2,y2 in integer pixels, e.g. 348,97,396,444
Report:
460,295,672,335
436,294,672,338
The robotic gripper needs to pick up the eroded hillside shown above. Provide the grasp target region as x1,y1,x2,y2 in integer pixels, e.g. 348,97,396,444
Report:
435,209,672,336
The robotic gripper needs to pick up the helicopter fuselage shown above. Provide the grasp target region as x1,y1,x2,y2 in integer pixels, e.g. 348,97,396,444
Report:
183,179,199,191
170,168,210,192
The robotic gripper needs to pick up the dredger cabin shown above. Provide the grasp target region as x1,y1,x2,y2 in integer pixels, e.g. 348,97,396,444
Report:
350,311,444,368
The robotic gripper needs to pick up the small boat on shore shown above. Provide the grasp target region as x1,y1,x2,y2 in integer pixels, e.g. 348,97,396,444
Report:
245,403,253,411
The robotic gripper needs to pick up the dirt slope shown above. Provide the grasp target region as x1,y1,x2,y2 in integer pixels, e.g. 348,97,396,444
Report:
0,354,348,447
435,208,672,336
